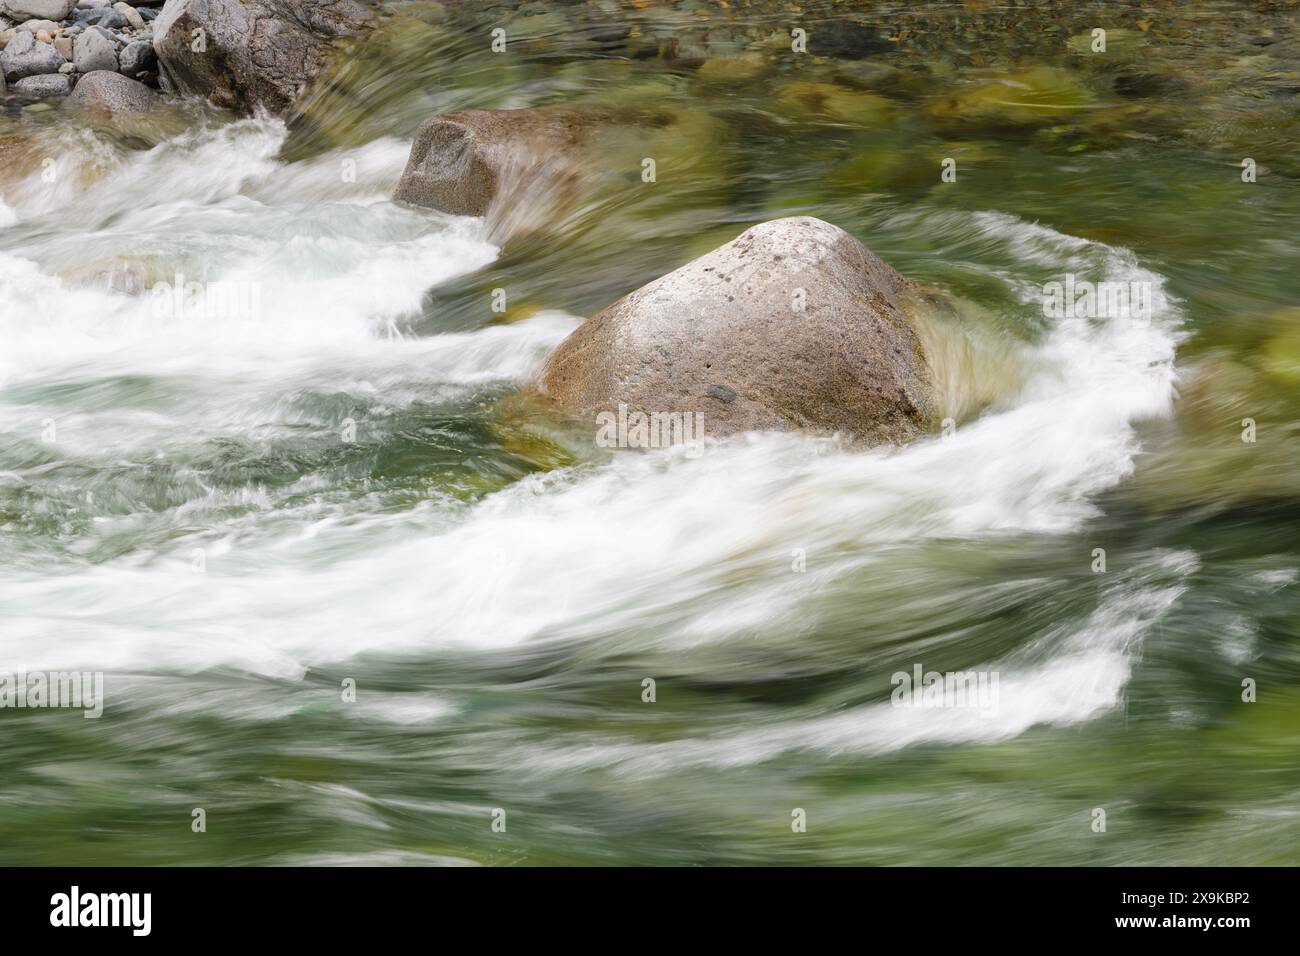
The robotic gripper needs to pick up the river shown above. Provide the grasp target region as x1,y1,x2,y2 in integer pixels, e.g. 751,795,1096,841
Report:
1,0,1298,864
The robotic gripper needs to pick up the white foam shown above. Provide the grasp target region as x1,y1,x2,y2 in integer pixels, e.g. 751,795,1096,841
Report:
503,558,1195,774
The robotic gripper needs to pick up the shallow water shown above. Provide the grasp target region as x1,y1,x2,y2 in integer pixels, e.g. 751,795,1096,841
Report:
1,0,1299,865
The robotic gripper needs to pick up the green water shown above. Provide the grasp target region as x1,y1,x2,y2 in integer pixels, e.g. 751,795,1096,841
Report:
1,0,1298,865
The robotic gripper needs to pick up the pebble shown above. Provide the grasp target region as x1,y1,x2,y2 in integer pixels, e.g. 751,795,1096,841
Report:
75,6,124,29
111,2,141,30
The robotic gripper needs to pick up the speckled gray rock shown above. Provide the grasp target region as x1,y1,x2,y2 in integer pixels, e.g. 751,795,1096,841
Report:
537,217,938,445
67,68,158,111
72,26,116,72
117,36,153,75
13,70,69,95
1,31,63,81
394,108,596,217
2,0,75,20
153,0,372,114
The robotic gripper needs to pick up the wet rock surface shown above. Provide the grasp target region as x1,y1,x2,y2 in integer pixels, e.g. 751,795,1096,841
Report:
538,216,938,445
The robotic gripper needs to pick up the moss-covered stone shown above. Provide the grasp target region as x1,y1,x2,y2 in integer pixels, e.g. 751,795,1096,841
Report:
927,66,1097,129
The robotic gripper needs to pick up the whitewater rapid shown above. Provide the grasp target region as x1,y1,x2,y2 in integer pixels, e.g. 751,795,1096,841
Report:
0,116,1187,763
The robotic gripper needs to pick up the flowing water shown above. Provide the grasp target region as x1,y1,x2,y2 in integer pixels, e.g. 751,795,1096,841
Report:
2,0,1299,865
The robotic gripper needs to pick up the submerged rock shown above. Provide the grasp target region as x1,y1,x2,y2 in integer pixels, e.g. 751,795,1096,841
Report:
812,20,892,59
0,131,43,188
775,80,896,126
928,66,1096,128
537,217,938,446
394,107,599,235
152,0,373,114
696,53,771,88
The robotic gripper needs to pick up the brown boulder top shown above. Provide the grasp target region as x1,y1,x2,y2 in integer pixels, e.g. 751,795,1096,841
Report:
393,108,600,218
537,216,938,446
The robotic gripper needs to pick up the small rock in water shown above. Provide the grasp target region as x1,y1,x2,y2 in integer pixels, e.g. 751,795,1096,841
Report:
13,69,69,95
696,53,771,88
72,25,115,72
395,108,596,219
1113,73,1186,98
1,30,63,81
53,33,68,58
66,67,156,112
812,20,893,59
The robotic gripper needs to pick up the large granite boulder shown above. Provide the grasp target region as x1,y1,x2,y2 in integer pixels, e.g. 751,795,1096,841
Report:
152,0,372,114
537,217,939,446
